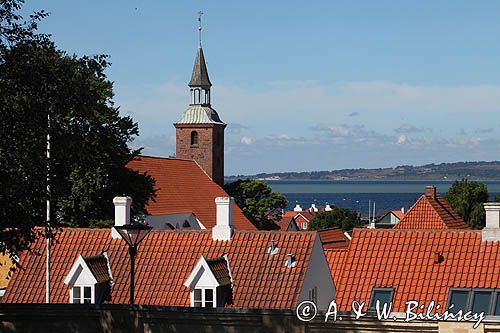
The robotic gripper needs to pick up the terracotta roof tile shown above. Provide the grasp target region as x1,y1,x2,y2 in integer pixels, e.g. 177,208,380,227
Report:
318,228,350,249
3,228,316,309
83,254,111,284
127,156,256,231
394,194,468,229
206,256,231,286
324,249,347,283
334,228,500,311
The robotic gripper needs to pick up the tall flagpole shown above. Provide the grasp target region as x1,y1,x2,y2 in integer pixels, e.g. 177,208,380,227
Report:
46,112,51,303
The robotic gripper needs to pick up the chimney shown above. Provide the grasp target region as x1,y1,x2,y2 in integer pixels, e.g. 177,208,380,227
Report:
401,207,405,214
482,203,500,242
325,203,333,212
112,196,132,239
293,202,302,212
424,186,436,198
310,203,318,212
213,197,234,241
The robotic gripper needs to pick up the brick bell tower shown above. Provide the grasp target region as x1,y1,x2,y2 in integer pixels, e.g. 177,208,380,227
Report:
174,15,226,186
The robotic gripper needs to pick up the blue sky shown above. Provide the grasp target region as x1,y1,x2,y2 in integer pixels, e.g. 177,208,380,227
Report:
26,1,500,174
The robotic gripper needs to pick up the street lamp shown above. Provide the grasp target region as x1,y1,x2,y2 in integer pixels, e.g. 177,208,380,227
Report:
114,223,153,304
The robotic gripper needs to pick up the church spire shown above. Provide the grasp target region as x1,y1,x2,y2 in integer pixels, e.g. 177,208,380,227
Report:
189,11,212,105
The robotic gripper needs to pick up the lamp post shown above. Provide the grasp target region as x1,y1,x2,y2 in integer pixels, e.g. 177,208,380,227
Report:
114,223,152,304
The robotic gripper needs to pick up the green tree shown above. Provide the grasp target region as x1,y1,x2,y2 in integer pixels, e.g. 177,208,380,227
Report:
445,179,489,229
0,1,155,256
223,179,287,230
309,207,363,231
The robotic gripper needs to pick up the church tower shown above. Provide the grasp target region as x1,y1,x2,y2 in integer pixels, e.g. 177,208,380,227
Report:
174,14,226,186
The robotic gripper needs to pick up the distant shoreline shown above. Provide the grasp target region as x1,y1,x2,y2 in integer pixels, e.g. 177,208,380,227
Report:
226,161,500,182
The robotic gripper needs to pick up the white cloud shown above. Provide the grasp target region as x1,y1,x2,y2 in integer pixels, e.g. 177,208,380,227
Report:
397,135,407,144
240,136,254,145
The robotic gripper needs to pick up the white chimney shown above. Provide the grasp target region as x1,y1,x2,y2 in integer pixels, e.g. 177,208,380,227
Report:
401,207,405,214
293,203,302,212
310,203,318,212
112,196,132,239
482,203,500,242
325,203,333,212
213,197,234,241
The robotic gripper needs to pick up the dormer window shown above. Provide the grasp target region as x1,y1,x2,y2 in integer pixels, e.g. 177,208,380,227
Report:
184,255,232,308
64,253,112,304
72,286,92,304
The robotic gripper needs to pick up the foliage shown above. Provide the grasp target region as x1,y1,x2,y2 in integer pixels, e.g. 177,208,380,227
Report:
0,1,155,257
223,179,287,230
309,207,363,231
445,179,489,229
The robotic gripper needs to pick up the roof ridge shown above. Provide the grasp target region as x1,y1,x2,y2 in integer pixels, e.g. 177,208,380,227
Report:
134,155,197,163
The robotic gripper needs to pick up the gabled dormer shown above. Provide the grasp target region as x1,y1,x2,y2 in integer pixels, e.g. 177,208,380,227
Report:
63,253,112,304
184,255,232,308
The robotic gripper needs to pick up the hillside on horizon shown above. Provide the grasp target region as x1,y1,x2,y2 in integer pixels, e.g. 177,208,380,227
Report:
227,161,500,181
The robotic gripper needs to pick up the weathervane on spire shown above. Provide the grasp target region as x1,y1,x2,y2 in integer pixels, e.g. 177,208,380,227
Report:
197,11,203,46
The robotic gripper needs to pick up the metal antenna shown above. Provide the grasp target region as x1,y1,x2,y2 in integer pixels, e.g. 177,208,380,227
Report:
197,11,203,46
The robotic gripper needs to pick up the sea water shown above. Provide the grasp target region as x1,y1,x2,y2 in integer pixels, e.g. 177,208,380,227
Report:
266,180,500,213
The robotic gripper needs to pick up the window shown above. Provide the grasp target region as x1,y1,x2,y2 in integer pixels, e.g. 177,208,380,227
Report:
72,286,81,304
369,288,394,309
301,222,307,230
448,290,469,313
192,288,215,308
447,288,500,315
472,291,492,314
194,289,202,307
72,286,93,304
495,293,500,316
191,131,199,146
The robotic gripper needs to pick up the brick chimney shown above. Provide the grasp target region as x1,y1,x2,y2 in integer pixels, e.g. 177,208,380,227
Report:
213,197,234,241
482,203,500,242
112,196,132,239
424,186,436,198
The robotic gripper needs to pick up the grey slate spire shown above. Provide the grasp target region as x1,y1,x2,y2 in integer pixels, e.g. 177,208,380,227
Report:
188,46,212,88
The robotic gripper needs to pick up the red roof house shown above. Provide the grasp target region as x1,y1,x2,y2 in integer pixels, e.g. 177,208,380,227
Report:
326,188,500,316
394,186,468,230
3,197,335,310
127,156,256,231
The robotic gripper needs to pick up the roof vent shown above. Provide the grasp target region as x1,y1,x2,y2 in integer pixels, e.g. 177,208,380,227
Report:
433,251,444,264
267,240,279,255
285,253,296,268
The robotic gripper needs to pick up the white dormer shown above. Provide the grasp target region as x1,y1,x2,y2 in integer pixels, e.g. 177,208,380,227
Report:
64,253,112,304
184,255,232,308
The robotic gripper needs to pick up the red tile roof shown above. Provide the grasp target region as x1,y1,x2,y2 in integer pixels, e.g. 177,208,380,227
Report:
324,249,347,282
334,228,500,311
83,254,111,284
318,228,350,249
283,211,316,221
394,193,468,229
390,210,405,220
206,256,231,286
127,156,256,231
277,216,298,231
3,228,316,309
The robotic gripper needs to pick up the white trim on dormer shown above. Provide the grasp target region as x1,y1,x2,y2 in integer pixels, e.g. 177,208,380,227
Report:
64,255,98,286
184,256,220,289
